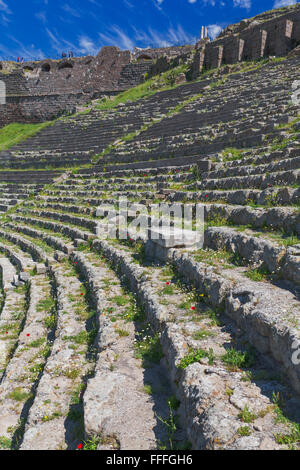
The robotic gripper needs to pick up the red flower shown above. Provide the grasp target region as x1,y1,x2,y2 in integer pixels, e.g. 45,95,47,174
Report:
191,306,195,311
27,334,30,337
77,443,83,450
165,282,170,285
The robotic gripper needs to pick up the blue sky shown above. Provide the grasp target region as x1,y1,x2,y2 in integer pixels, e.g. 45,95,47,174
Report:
0,0,299,60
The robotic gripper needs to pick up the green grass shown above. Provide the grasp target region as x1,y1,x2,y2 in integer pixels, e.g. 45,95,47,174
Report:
28,337,46,348
63,368,81,379
8,387,33,402
83,435,101,450
192,329,214,340
94,89,203,162
0,436,12,449
238,405,257,423
156,398,179,450
273,392,300,449
245,265,270,282
71,383,86,405
63,331,89,345
142,384,153,395
237,426,252,437
221,347,256,371
221,147,248,162
0,121,55,151
178,347,215,369
161,284,175,295
270,135,298,152
115,328,129,337
134,332,163,366
192,248,232,265
111,295,129,306
168,395,180,410
95,64,189,111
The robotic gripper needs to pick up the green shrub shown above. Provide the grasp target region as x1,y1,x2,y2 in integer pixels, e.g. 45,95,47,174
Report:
178,347,215,369
221,347,256,370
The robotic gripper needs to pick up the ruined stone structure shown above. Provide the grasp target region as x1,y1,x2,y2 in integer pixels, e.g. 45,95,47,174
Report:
0,46,151,127
3,5,300,129
191,4,300,77
132,44,194,60
0,44,190,128
0,4,300,451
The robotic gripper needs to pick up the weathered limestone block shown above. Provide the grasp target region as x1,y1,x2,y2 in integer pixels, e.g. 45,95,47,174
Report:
73,238,87,247
35,263,46,274
249,29,268,60
223,37,245,63
54,250,68,261
18,271,30,283
267,19,294,56
145,227,202,261
190,49,205,79
204,45,224,69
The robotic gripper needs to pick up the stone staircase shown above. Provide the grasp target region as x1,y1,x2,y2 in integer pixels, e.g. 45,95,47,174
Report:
0,54,300,451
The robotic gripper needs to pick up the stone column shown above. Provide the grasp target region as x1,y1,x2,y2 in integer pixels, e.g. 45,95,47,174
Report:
267,19,293,56
190,49,205,78
236,38,245,62
204,44,224,69
222,37,244,63
254,30,267,59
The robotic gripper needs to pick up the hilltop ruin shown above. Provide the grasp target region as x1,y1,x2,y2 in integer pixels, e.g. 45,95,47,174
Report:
1,4,300,128
0,4,299,451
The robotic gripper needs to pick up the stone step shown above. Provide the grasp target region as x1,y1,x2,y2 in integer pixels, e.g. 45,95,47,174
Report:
194,169,300,191
20,262,91,450
0,273,54,444
90,238,300,449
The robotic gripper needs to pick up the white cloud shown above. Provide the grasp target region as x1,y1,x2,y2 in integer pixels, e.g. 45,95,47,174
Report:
0,34,45,61
35,11,47,23
0,14,10,26
207,24,223,39
99,26,134,50
61,3,81,17
45,27,99,56
0,1,11,14
78,36,98,54
188,0,197,3
202,0,216,5
134,25,197,48
273,0,297,7
123,0,134,7
45,27,77,55
233,0,251,8
153,0,164,11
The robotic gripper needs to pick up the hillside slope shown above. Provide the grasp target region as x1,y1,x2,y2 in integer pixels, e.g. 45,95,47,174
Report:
0,24,299,451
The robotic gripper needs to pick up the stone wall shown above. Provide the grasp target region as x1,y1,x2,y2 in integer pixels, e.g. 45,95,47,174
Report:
0,46,153,127
0,44,194,128
2,5,300,128
132,45,194,60
191,4,300,77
